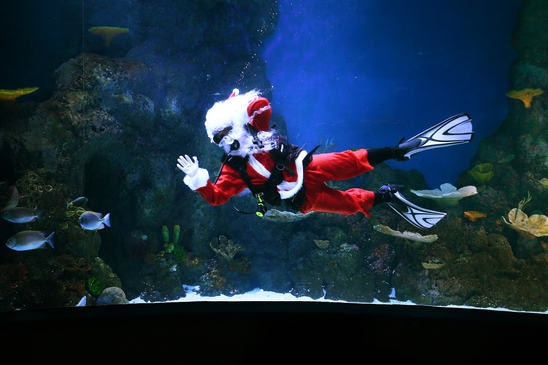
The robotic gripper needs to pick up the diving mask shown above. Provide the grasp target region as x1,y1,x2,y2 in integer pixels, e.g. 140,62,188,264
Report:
213,126,241,152
213,126,232,144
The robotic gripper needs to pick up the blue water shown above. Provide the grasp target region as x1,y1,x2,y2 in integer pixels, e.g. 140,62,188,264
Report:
262,0,522,188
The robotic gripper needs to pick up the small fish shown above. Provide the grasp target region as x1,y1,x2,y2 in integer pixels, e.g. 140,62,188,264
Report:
5,230,55,251
463,210,487,222
1,206,42,223
79,211,111,230
67,196,88,209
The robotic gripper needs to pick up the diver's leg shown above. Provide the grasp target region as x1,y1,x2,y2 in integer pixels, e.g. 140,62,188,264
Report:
307,149,374,181
372,184,402,204
367,113,474,163
299,182,376,217
366,147,401,165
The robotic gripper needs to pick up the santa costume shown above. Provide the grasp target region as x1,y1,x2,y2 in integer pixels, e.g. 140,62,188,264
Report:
177,88,473,228
180,89,390,218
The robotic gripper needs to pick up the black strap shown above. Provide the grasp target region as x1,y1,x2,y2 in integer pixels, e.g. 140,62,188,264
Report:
221,152,283,206
219,140,320,211
221,154,257,192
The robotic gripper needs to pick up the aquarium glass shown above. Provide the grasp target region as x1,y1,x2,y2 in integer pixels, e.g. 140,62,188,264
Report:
0,0,546,315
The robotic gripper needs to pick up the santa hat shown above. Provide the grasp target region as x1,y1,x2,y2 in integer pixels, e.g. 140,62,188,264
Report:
228,88,239,98
204,88,261,141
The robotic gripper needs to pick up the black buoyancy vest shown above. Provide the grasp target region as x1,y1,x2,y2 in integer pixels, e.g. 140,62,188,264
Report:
220,137,318,209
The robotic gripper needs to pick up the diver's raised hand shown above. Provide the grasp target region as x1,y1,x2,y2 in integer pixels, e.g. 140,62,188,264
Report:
177,155,199,177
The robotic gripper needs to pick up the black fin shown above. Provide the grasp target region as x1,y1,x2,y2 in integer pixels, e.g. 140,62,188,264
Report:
387,191,446,229
399,113,474,159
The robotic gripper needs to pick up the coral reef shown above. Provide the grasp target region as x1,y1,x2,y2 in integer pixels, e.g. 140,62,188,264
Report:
209,235,244,261
467,163,494,185
410,183,477,206
88,26,129,47
373,224,439,243
502,208,548,238
506,88,544,108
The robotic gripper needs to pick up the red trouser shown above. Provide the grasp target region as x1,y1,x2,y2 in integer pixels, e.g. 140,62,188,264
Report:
299,149,376,217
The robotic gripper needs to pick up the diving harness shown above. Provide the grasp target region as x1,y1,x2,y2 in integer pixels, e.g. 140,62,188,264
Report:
214,131,318,217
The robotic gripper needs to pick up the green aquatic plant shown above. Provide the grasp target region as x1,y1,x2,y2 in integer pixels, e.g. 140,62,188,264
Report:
173,224,181,245
162,225,170,244
87,276,105,296
161,225,183,255
164,243,174,254
514,192,532,220
172,244,186,263
517,191,532,211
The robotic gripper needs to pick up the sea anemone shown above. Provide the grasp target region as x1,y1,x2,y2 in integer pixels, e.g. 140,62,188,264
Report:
505,88,544,108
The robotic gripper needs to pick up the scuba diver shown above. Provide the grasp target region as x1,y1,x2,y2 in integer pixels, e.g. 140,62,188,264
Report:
176,88,474,229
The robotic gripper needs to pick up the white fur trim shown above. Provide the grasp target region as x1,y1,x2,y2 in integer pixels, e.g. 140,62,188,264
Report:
248,151,307,199
204,89,261,141
247,155,271,179
277,180,298,191
250,104,271,118
183,168,209,190
279,150,307,200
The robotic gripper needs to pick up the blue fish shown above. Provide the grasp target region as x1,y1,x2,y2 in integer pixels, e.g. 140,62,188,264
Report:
1,207,42,223
66,196,88,209
5,230,55,251
79,211,111,230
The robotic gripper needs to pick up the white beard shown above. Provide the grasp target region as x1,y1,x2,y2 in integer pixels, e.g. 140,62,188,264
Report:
221,129,279,157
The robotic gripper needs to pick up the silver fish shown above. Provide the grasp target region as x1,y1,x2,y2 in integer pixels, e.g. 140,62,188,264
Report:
5,230,55,251
79,211,111,230
1,207,42,223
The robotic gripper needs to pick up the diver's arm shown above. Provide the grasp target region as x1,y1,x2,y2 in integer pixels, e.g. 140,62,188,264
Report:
177,155,209,190
177,155,246,206
195,164,248,206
